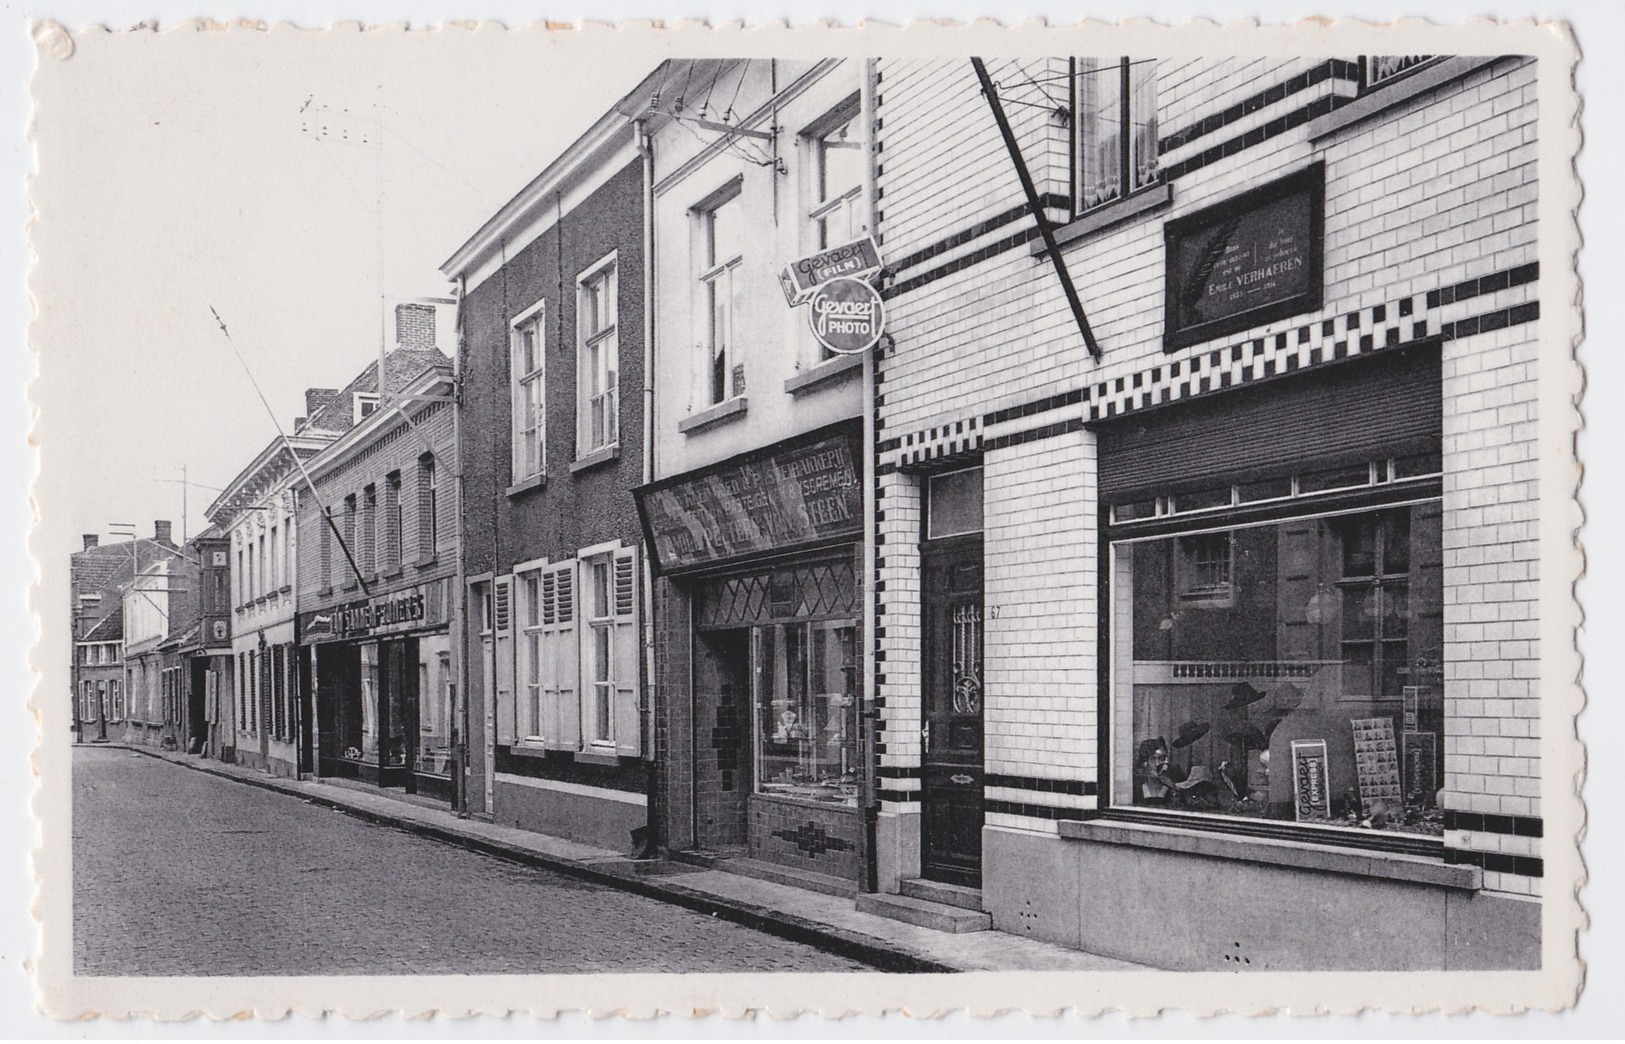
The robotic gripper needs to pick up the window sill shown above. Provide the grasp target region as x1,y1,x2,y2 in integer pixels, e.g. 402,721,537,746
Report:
380,567,404,581
413,555,438,571
677,396,748,435
574,749,621,767
785,353,864,396
569,443,620,474
316,586,333,598
506,473,546,498
1035,182,1173,257
279,584,292,595
1307,56,1500,140
1058,816,1480,891
340,582,360,594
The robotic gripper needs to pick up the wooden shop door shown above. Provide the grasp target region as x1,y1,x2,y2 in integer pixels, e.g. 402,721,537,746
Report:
920,536,985,887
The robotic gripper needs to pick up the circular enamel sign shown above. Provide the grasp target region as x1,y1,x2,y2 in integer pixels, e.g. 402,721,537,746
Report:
807,276,885,356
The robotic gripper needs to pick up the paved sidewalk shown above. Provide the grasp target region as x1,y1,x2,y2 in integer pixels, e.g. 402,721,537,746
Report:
107,744,1143,973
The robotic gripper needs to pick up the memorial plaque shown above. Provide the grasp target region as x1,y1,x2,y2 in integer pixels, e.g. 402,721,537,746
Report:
636,423,863,575
1164,163,1324,350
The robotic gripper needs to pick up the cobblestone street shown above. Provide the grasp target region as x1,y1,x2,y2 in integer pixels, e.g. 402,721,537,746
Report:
72,747,869,976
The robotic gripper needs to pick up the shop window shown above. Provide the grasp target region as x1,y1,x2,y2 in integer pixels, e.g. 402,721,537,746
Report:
415,647,453,776
1075,57,1159,213
577,255,619,454
511,304,546,482
754,620,860,806
1111,500,1445,838
697,186,745,406
926,466,984,539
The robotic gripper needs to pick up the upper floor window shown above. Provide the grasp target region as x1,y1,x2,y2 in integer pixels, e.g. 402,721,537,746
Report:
577,255,619,454
353,392,380,423
418,455,438,558
807,99,866,250
1076,57,1159,212
362,484,378,576
698,186,745,406
383,471,403,573
511,304,546,482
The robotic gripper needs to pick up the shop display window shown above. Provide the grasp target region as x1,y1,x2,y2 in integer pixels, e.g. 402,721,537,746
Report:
338,642,380,762
754,619,860,806
1111,500,1445,837
416,647,454,776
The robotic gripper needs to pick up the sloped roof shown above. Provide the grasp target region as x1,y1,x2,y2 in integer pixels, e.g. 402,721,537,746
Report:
80,604,123,643
302,348,452,436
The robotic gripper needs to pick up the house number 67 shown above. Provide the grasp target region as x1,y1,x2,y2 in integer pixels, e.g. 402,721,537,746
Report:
988,605,1002,619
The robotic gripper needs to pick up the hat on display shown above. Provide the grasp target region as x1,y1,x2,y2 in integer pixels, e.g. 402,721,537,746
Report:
1136,737,1169,765
1225,724,1267,749
1223,681,1268,710
1175,764,1215,790
1171,720,1211,749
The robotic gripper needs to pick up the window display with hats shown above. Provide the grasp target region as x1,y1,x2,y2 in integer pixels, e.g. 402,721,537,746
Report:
1106,480,1446,838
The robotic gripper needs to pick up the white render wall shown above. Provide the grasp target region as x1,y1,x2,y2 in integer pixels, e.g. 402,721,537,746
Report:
873,55,1542,897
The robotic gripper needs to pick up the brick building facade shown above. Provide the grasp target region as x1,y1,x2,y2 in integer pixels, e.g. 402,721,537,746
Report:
294,310,460,803
442,77,657,850
868,54,1543,967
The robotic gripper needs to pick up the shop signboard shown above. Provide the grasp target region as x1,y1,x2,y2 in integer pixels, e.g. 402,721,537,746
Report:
1290,738,1333,821
1350,716,1403,807
298,580,446,644
807,276,886,356
636,422,863,575
779,235,882,306
1164,162,1324,351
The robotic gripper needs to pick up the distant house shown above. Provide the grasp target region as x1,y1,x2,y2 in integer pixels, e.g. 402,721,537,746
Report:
70,525,177,742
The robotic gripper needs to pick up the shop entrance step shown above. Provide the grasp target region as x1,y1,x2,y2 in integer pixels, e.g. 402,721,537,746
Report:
854,890,993,933
709,856,858,898
899,877,984,912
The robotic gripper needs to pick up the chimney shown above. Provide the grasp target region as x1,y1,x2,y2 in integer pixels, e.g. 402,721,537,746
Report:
154,520,173,544
395,301,438,352
82,534,99,551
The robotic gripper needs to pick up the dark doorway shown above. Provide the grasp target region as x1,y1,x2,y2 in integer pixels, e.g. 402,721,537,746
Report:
379,637,420,792
920,535,985,886
187,658,208,755
692,628,752,849
296,646,314,776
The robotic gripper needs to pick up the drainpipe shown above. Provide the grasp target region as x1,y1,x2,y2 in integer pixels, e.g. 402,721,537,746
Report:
637,118,662,856
859,57,881,895
452,274,471,817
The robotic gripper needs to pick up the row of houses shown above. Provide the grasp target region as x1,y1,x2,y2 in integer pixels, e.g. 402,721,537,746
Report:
72,53,1545,970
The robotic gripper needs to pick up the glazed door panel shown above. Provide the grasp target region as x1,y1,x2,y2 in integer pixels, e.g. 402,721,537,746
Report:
920,537,984,886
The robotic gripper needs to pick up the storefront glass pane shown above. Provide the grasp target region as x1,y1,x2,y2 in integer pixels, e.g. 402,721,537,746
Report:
755,619,859,805
358,642,379,760
1112,503,1445,836
416,643,454,776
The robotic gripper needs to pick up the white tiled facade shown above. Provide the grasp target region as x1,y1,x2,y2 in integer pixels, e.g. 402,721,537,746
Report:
872,54,1543,966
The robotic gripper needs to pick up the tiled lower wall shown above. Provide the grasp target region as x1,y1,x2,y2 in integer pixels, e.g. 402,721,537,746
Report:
748,795,863,882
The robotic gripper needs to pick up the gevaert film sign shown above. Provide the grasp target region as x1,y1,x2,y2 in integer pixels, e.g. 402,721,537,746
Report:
1164,162,1325,350
808,276,886,356
779,235,883,305
636,425,863,574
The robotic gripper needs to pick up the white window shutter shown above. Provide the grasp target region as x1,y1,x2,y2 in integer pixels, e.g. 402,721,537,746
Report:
493,575,515,745
542,562,581,750
611,549,642,756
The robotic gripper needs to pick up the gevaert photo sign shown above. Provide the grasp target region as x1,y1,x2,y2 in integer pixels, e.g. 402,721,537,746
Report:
28,17,1586,1024
807,275,886,355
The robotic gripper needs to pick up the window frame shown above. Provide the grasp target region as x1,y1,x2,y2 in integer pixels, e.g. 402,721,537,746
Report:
419,455,438,558
1073,56,1160,216
510,300,548,483
694,181,745,408
582,552,617,748
803,95,866,253
576,252,620,456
